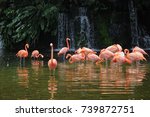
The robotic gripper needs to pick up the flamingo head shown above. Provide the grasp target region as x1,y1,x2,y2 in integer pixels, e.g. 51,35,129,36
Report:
25,44,29,48
66,38,70,41
50,43,53,47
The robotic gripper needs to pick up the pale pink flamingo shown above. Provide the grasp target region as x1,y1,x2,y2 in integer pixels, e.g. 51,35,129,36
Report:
58,38,70,56
99,49,114,61
112,53,131,64
124,49,146,63
16,43,29,64
87,53,101,64
99,49,115,66
48,43,57,70
106,44,122,53
66,53,85,64
31,50,44,59
80,47,96,55
132,46,148,56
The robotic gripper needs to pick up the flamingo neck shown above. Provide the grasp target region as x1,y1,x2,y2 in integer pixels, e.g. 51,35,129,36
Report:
51,45,53,62
38,54,43,58
66,39,70,49
124,49,129,55
25,44,28,52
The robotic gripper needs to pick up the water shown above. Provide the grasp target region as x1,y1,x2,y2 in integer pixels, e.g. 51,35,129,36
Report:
0,51,150,100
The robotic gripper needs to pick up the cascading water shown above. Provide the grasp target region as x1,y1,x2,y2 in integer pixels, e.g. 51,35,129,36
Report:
78,7,94,48
128,0,139,47
57,7,94,50
57,13,69,49
128,0,150,48
57,13,75,50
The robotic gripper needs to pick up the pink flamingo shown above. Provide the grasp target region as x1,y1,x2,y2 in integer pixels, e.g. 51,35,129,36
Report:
16,43,29,64
87,53,101,64
58,38,70,56
132,46,148,56
31,50,44,59
80,47,95,55
99,49,114,61
66,53,85,64
99,49,115,66
124,49,146,63
112,52,131,64
48,43,57,70
106,44,122,53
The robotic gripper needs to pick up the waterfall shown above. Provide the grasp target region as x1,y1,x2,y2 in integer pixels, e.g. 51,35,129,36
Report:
69,20,75,50
128,0,139,47
57,7,94,50
57,13,75,50
57,13,68,49
78,7,94,48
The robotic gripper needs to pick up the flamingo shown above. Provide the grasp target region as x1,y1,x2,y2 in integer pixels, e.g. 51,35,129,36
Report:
124,49,146,63
48,43,57,70
99,49,114,61
106,44,122,53
16,43,29,64
66,53,85,64
31,50,44,59
58,38,70,56
112,52,131,64
87,53,101,64
132,46,148,56
99,49,115,66
80,47,96,55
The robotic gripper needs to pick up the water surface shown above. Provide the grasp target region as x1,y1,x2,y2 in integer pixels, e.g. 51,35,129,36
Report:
0,50,150,100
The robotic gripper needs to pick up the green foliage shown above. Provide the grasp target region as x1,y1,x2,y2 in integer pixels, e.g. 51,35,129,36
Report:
0,1,58,49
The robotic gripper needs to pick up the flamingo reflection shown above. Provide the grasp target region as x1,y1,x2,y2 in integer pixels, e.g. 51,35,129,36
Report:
58,62,99,94
31,60,44,75
99,64,146,95
17,67,29,88
48,75,57,100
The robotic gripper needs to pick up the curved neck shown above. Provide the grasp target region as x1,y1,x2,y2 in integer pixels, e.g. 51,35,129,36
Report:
51,45,53,61
124,49,129,55
25,44,28,52
38,54,43,58
66,39,70,49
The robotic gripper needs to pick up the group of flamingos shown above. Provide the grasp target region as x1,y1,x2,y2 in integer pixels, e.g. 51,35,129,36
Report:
16,38,148,70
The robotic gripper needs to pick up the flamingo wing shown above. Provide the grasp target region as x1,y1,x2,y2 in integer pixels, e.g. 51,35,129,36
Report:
58,47,68,56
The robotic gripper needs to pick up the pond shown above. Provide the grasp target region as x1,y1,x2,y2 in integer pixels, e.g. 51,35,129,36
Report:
0,50,150,100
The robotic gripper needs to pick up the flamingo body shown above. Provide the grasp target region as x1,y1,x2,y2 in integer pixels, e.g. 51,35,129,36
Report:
99,49,114,60
112,54,131,64
48,59,57,70
124,49,146,62
31,50,44,59
58,38,70,56
132,46,148,55
58,47,69,56
66,53,85,63
87,53,100,63
106,44,122,53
